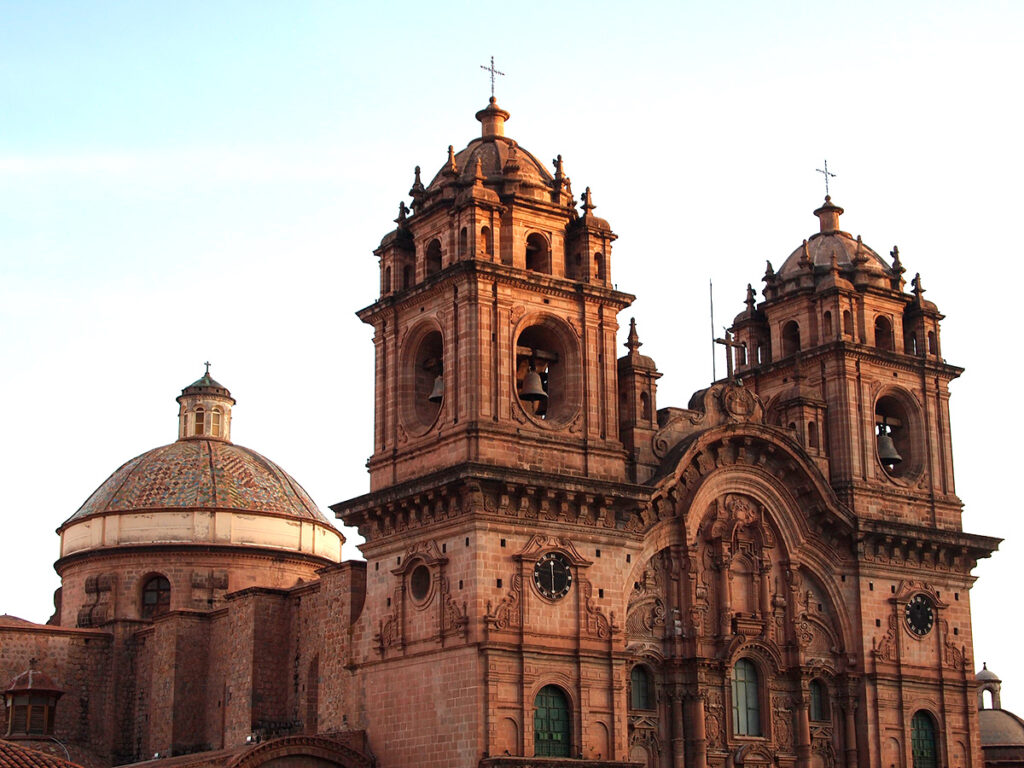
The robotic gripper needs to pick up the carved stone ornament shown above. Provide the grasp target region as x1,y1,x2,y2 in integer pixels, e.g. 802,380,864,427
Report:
485,573,523,631
581,577,615,639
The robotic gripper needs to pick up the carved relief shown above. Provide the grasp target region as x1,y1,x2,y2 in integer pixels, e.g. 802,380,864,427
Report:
374,595,401,656
873,613,899,663
581,577,614,639
772,695,795,751
485,573,523,631
704,689,725,749
440,575,468,637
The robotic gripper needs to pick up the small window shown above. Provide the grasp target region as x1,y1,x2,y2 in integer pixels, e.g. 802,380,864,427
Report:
459,227,468,258
403,264,412,289
927,331,937,356
141,575,171,619
534,685,571,757
384,266,392,294
210,409,222,438
630,665,654,710
809,679,828,721
875,315,894,351
426,239,442,276
481,226,493,256
7,693,58,736
194,408,205,436
526,233,551,275
808,421,819,450
781,321,801,357
732,659,761,736
593,252,605,281
410,564,431,603
640,391,651,421
843,310,853,337
823,311,833,339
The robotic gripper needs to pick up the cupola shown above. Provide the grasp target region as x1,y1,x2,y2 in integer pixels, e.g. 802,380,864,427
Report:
176,364,235,441
4,661,63,738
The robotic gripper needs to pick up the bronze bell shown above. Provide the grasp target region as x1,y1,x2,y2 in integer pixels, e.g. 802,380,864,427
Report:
520,369,548,402
427,374,444,403
876,423,902,467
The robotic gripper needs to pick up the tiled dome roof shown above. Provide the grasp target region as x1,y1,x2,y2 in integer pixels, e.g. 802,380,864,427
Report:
980,709,1024,747
63,440,329,526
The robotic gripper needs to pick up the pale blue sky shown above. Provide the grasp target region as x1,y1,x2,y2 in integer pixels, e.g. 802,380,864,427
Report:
3,0,1022,712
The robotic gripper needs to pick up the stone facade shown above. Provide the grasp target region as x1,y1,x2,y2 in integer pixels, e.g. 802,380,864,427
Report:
0,99,1000,768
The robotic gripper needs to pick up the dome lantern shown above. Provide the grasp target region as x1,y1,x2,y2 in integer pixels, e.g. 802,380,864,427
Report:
176,363,235,441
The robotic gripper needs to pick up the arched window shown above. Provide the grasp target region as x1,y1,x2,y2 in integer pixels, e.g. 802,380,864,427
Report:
481,226,493,256
808,421,819,450
210,409,222,438
843,310,853,337
426,239,442,276
823,311,833,339
732,659,761,736
630,665,654,710
593,252,605,281
927,330,937,356
403,264,412,289
384,266,392,294
534,685,570,757
911,711,938,768
640,391,651,421
194,408,205,436
809,679,828,722
526,233,551,274
875,315,894,351
459,227,468,258
738,342,747,366
141,575,171,619
781,321,801,357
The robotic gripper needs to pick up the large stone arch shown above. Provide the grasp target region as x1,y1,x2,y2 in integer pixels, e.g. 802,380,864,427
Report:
227,735,374,768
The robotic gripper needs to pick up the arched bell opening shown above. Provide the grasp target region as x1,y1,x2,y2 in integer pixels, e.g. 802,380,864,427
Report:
514,318,580,427
401,325,445,434
874,392,921,480
525,233,551,275
781,320,801,357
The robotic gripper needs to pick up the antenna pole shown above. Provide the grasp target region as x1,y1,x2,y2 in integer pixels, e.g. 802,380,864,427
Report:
709,279,716,382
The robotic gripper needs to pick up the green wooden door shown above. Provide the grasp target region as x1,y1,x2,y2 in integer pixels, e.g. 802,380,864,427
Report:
911,711,938,768
534,685,571,757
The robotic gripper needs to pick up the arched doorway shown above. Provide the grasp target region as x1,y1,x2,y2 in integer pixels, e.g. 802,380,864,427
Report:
534,685,571,757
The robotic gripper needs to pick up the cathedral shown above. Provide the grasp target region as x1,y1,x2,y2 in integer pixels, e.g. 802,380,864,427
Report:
0,96,1004,768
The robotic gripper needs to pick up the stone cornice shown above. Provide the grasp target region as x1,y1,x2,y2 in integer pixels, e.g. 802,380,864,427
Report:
737,342,963,382
855,518,999,572
54,543,337,575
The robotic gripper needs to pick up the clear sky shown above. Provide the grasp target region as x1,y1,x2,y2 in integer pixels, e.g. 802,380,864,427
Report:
2,0,1022,713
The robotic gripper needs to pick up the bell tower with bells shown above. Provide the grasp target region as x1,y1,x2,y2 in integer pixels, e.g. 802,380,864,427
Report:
334,90,653,765
728,195,961,529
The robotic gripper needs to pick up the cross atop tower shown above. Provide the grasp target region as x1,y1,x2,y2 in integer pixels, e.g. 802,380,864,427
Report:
204,361,211,376
480,56,505,99
816,160,837,197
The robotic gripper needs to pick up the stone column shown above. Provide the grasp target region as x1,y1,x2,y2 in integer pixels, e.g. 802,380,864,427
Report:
843,695,859,768
671,691,686,768
687,693,708,768
796,700,812,768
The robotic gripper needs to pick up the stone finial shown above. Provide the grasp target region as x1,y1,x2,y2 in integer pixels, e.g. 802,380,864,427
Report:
553,154,564,180
764,260,776,283
395,201,409,226
745,284,756,310
503,143,521,174
409,166,426,208
813,195,844,233
830,250,840,273
473,157,485,185
625,317,642,354
799,239,812,270
912,272,926,303
852,234,868,265
442,145,458,176
581,187,596,214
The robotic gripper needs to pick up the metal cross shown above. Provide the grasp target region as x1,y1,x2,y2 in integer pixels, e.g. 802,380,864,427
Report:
480,56,505,99
204,361,211,376
714,329,744,380
816,160,836,197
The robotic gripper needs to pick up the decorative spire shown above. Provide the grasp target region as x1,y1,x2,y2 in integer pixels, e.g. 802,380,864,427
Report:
852,234,869,265
503,143,521,174
473,157,485,184
764,260,776,284
799,239,812,270
912,272,926,304
442,145,458,177
395,201,409,226
409,165,426,210
745,284,756,310
581,187,596,214
830,250,840,273
625,317,642,354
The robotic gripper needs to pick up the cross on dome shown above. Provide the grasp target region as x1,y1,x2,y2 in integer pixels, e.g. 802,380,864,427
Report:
480,56,505,99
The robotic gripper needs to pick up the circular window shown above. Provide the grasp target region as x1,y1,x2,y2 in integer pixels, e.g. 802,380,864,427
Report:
875,392,920,480
514,317,580,427
400,324,444,435
410,565,431,603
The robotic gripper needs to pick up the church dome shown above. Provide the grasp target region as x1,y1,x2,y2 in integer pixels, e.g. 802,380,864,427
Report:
980,709,1024,747
63,440,327,525
56,370,342,563
776,197,891,279
423,98,559,202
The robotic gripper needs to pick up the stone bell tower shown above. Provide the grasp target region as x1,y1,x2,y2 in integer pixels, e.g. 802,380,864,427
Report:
728,196,960,529
335,99,654,767
358,97,634,492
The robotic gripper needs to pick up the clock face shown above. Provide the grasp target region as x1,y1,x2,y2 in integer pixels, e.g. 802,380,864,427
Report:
534,552,572,600
905,594,935,636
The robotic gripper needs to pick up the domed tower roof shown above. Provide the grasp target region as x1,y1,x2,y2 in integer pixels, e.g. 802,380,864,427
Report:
57,370,342,561
776,197,891,279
